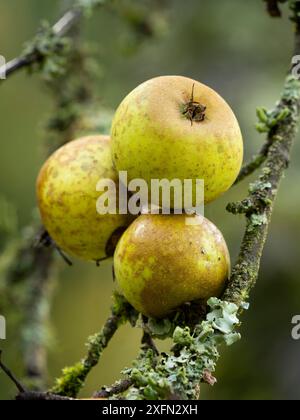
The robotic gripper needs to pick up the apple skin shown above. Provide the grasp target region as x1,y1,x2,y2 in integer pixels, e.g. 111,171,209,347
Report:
37,135,133,262
111,75,243,205
114,214,230,318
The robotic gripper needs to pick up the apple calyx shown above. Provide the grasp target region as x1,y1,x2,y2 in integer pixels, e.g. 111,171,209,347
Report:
182,100,206,124
182,83,206,124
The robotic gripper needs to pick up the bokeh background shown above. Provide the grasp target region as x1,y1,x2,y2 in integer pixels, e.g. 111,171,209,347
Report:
0,0,300,400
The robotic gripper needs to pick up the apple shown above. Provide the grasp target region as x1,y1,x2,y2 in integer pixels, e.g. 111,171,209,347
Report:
114,214,230,318
111,75,243,206
37,135,133,262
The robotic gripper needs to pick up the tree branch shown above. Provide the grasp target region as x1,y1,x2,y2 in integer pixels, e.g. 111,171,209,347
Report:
141,330,159,356
16,391,74,400
0,351,26,394
5,226,56,390
234,137,273,184
51,293,138,398
2,1,97,391
94,379,133,399
0,0,113,79
0,9,81,78
223,3,300,305
21,249,55,388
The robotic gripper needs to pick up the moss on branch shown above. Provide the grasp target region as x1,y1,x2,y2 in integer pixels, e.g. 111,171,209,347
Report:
224,75,300,305
51,293,138,398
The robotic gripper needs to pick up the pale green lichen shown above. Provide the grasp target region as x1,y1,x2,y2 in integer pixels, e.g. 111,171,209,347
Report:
144,317,173,339
249,181,272,194
250,213,268,227
122,298,243,400
22,22,71,81
255,103,291,133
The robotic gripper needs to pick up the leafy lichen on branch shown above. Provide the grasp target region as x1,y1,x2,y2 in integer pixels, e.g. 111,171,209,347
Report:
120,298,242,400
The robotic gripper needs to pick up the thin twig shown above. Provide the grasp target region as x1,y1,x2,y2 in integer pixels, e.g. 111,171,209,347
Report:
0,9,82,78
234,138,273,184
16,391,74,401
141,330,159,356
51,294,137,398
52,9,82,36
94,379,133,399
0,350,26,394
37,229,73,266
141,316,159,356
22,249,55,387
5,225,56,391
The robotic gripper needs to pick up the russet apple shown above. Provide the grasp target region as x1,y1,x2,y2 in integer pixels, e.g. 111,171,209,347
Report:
37,135,133,262
111,75,243,206
114,214,230,318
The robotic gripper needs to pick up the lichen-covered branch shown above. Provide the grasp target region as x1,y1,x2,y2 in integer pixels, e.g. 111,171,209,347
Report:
235,103,291,185
16,392,74,401
224,27,300,306
0,0,110,79
225,0,300,307
0,350,26,394
234,137,272,184
0,0,165,81
119,299,241,400
51,293,138,398
1,1,99,391
0,349,75,400
94,379,133,399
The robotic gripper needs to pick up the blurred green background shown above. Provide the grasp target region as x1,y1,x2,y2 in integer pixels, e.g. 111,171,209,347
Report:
1,0,300,400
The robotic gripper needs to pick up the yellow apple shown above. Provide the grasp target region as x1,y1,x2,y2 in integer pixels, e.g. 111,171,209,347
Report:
37,135,133,262
114,214,230,318
111,75,243,206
